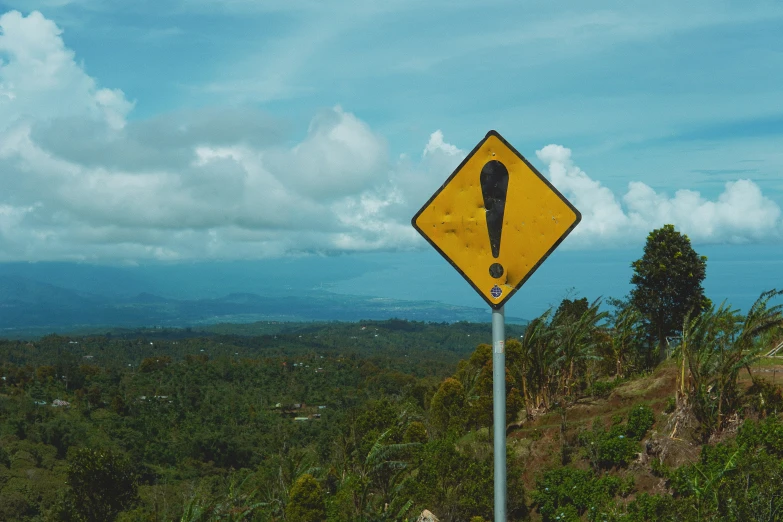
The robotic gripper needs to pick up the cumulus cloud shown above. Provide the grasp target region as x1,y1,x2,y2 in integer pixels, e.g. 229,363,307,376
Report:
265,106,388,200
0,11,433,261
0,10,133,129
0,10,779,263
537,145,782,246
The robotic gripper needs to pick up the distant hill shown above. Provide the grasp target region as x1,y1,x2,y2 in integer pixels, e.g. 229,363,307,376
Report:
0,270,526,335
0,258,385,300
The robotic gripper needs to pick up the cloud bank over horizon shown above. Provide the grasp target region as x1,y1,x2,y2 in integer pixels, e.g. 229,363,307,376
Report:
536,145,782,247
0,10,780,263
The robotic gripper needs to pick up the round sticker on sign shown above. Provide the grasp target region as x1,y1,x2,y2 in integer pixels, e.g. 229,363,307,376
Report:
490,285,502,299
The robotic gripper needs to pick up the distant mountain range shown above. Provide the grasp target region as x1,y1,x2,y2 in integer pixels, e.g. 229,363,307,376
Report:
0,261,527,335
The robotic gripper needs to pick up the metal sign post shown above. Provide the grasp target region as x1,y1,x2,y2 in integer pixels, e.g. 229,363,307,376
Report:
492,306,506,521
411,130,581,522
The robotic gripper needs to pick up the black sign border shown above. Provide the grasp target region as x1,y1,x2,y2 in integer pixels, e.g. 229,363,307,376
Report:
411,130,583,310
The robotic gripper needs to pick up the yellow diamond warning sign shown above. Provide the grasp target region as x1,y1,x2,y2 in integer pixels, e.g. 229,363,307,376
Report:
412,130,581,309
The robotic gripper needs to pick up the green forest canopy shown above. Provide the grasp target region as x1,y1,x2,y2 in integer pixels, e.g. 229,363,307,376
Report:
1,227,782,521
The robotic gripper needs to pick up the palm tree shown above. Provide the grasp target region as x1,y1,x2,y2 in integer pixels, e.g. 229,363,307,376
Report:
679,301,738,438
609,303,644,378
553,299,608,398
511,311,553,413
518,309,558,410
350,428,420,521
716,290,783,424
680,290,783,439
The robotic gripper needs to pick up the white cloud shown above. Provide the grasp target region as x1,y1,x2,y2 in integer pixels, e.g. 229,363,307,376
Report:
0,9,779,263
0,10,133,129
0,13,423,261
537,144,630,241
423,130,461,157
94,87,134,130
536,144,782,247
266,106,388,200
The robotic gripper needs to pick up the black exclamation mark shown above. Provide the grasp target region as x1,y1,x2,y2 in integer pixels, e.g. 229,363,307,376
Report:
480,160,509,279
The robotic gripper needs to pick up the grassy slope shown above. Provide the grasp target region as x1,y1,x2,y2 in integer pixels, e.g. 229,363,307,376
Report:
506,358,783,517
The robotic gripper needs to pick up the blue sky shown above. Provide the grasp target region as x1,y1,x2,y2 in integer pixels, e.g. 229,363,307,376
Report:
0,1,781,317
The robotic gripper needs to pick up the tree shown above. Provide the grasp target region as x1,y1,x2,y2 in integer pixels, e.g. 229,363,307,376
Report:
287,474,326,522
403,421,428,444
516,309,558,411
66,447,139,521
630,224,708,358
430,378,466,434
680,290,783,439
552,297,589,327
139,355,172,373
553,298,608,397
606,299,645,377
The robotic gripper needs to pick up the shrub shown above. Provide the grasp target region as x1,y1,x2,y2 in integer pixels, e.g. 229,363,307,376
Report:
737,415,783,456
580,423,634,469
650,457,668,477
626,405,655,440
532,467,623,522
588,379,621,399
746,380,783,417
596,432,639,468
579,406,654,470
625,493,678,521
663,420,783,521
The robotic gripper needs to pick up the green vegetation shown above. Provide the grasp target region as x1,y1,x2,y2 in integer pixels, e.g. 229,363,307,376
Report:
631,224,709,358
288,474,326,522
0,225,782,521
578,406,654,470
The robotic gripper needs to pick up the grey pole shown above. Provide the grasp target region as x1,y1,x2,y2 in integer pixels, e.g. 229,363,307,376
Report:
492,306,506,522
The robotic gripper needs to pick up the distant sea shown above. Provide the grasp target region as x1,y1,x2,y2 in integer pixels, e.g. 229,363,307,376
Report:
330,243,783,320
0,243,779,327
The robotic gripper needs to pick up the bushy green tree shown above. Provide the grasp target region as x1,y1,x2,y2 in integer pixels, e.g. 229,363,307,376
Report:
552,297,589,327
429,378,466,434
287,473,326,522
66,447,139,521
403,421,428,443
630,224,708,358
